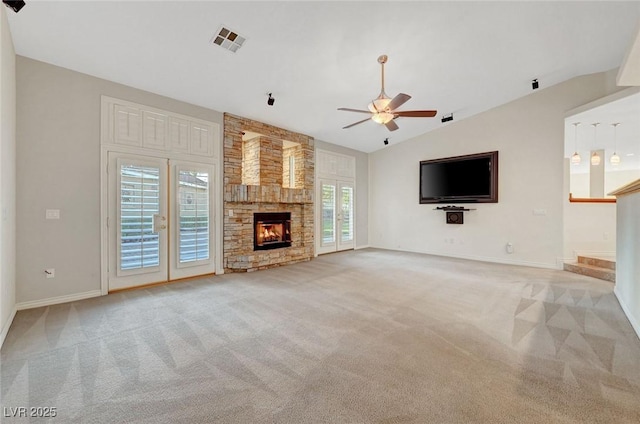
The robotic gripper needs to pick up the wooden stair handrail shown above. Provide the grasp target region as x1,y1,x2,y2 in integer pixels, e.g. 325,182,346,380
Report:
569,193,616,203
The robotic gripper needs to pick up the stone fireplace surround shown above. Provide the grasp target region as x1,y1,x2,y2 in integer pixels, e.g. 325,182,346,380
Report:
223,113,314,272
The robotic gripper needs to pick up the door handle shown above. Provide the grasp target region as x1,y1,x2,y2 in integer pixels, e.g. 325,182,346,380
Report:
153,214,167,232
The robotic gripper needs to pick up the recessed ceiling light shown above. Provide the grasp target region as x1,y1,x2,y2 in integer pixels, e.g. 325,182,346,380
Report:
626,153,635,157
211,26,246,53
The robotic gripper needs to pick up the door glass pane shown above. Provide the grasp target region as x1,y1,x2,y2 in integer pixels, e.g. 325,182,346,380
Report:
179,170,209,263
341,186,354,243
120,164,160,270
322,184,336,244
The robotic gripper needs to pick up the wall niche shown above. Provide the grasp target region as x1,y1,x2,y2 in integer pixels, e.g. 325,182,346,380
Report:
241,131,303,189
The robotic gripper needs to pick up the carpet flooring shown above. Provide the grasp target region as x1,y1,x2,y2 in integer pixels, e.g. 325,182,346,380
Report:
1,248,639,423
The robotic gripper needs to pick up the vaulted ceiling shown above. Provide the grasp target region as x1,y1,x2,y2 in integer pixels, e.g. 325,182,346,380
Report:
6,1,640,152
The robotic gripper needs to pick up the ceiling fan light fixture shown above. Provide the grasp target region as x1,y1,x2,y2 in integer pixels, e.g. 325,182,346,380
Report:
368,97,391,113
371,112,394,124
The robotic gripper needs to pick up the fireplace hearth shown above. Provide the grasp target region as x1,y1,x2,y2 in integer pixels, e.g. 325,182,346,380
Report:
254,212,292,250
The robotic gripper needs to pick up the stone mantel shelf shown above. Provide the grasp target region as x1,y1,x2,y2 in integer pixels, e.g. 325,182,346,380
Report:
609,178,640,197
225,183,313,204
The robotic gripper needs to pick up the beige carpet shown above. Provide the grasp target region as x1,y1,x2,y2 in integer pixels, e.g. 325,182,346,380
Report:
1,248,639,423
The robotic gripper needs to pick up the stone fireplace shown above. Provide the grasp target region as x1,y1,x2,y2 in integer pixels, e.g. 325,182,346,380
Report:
223,113,314,272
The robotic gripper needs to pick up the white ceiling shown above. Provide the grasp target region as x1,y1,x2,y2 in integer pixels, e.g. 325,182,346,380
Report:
6,1,640,153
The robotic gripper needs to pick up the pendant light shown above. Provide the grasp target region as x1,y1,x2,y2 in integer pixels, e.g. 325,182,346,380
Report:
610,122,621,166
571,122,581,165
591,123,601,166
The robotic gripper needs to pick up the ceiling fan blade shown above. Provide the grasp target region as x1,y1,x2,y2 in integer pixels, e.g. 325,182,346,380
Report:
342,117,371,129
385,120,399,131
394,110,438,118
387,93,411,111
338,108,373,114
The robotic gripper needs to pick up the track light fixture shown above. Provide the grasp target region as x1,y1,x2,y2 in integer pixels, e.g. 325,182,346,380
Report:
441,113,453,123
532,79,539,90
267,93,275,106
383,138,389,146
3,1,25,13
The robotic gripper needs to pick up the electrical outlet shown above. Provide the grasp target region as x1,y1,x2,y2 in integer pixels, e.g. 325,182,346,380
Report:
45,268,55,279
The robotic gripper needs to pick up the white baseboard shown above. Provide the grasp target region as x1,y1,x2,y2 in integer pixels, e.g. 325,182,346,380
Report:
16,290,103,311
355,244,370,250
557,257,575,269
614,286,640,341
375,246,559,270
0,306,17,350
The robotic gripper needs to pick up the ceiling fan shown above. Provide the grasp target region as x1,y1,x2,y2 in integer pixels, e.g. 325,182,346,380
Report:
338,55,437,131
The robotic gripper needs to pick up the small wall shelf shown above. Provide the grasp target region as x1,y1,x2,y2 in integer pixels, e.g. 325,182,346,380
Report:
434,206,476,224
434,206,476,212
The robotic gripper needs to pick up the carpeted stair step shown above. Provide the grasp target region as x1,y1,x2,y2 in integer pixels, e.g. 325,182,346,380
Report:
576,255,616,270
564,257,615,283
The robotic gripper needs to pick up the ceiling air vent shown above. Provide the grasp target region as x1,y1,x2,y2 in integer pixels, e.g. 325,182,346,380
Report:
211,26,246,53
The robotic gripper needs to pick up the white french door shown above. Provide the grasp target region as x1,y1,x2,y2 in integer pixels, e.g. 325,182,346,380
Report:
317,179,355,254
108,154,168,290
169,161,214,280
107,153,214,291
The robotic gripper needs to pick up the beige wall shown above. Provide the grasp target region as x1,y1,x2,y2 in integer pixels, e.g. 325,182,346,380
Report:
369,69,624,269
314,139,369,248
0,6,17,346
16,57,223,304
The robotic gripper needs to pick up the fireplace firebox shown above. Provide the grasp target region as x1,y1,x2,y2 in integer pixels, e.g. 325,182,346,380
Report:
254,212,292,250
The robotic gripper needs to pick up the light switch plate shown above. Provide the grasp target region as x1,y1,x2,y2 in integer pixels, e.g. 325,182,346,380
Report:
46,209,60,220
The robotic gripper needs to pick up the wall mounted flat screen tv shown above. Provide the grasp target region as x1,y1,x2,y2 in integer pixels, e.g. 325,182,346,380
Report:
419,151,498,204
